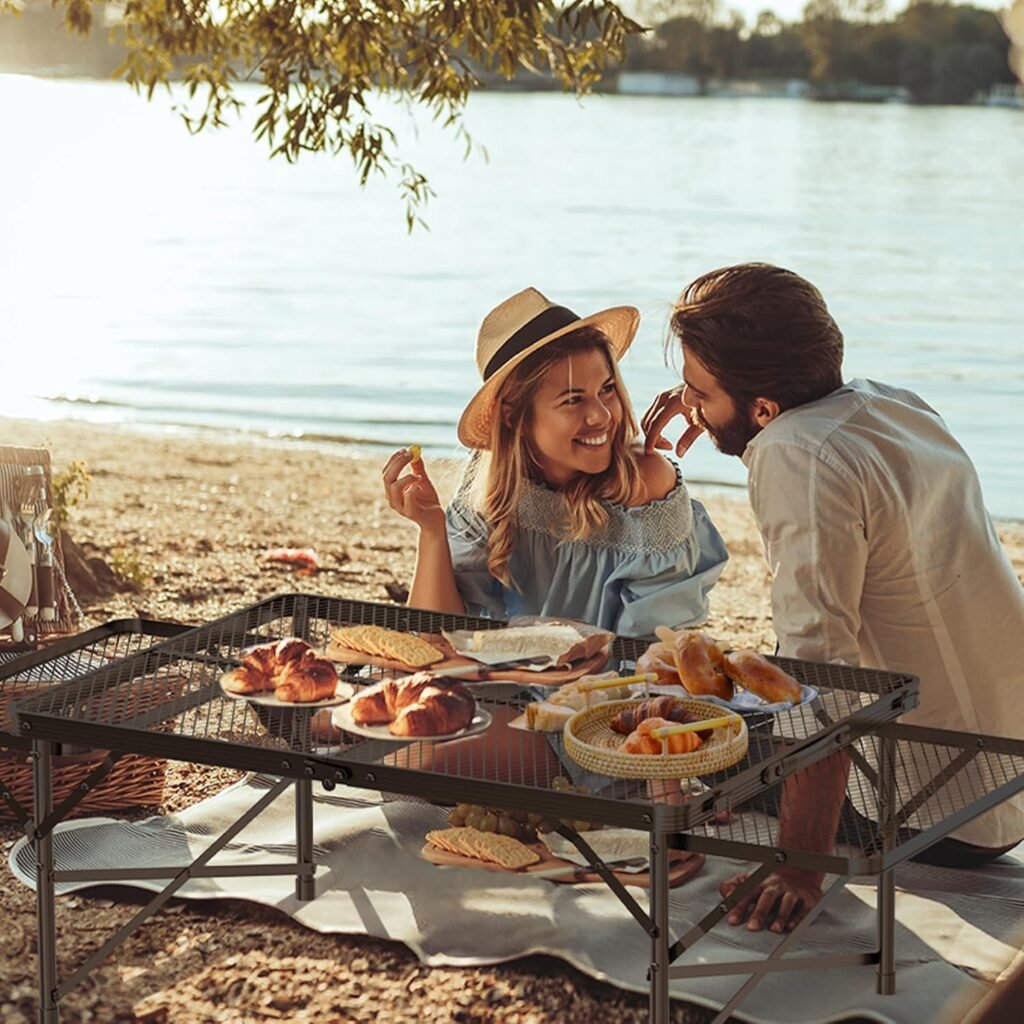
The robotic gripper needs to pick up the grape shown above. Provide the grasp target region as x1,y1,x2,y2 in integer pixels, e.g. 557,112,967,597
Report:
509,809,530,823
456,803,474,817
526,812,545,826
536,818,557,834
465,810,485,831
496,815,520,838
477,813,498,833
551,775,573,791
447,808,466,827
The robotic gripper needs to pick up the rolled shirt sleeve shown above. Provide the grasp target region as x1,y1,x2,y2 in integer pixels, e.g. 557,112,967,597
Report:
747,442,868,666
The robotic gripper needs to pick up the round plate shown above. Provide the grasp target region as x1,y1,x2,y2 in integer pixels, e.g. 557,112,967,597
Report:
332,704,493,743
0,520,32,629
219,672,355,709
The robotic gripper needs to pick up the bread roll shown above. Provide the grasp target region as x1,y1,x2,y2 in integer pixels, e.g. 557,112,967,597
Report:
636,641,680,685
723,650,802,704
672,632,734,701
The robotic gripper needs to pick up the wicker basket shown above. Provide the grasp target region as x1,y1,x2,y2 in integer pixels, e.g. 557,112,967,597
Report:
0,667,190,821
0,748,167,821
564,698,749,779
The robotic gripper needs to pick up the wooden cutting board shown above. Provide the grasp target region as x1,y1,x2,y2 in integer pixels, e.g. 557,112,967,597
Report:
420,840,703,888
324,632,611,686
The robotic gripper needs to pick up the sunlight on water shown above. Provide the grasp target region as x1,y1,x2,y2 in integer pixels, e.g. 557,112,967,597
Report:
0,74,1021,516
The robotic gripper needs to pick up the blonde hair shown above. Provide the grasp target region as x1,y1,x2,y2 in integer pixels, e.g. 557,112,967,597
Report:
461,327,644,588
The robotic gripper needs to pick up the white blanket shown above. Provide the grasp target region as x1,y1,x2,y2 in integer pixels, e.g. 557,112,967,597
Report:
11,775,1023,1024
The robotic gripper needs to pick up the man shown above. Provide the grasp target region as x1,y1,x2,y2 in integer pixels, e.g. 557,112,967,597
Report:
643,262,1024,933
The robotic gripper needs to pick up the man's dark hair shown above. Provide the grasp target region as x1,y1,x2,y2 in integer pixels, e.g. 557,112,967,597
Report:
669,263,844,412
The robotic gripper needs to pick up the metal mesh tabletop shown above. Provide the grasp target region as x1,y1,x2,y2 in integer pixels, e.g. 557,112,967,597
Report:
14,595,920,838
1,619,187,750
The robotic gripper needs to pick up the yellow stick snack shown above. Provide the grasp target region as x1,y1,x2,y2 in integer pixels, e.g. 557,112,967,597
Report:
577,673,658,692
650,715,739,738
407,444,422,462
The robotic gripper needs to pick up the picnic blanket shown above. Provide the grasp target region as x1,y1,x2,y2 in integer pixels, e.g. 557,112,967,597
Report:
11,774,1024,1024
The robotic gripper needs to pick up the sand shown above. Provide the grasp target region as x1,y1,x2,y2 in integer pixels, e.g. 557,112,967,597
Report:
1,416,1021,1023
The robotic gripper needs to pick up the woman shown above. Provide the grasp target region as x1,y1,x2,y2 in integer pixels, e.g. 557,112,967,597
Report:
382,287,727,639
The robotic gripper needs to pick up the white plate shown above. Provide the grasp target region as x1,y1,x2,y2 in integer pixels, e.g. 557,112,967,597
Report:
332,704,493,743
219,672,355,709
690,683,819,715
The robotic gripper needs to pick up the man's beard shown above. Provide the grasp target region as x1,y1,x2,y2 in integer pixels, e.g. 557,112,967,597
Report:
702,407,760,457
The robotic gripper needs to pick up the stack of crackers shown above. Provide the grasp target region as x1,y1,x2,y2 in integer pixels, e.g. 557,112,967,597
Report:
327,624,444,669
425,827,540,870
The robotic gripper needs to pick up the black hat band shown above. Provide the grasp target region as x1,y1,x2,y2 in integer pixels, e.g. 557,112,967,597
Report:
482,305,580,381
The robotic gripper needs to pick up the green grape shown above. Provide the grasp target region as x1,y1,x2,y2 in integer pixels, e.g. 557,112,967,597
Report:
509,809,530,823
526,812,545,826
536,818,557,834
477,813,498,833
455,803,474,817
573,784,591,796
551,775,573,791
571,819,591,833
465,810,485,831
447,808,467,827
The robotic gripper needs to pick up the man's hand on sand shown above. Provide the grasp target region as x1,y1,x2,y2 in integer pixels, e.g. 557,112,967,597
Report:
642,386,705,457
720,867,823,933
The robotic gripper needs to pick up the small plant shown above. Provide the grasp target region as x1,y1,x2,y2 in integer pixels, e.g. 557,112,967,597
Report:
109,546,151,592
51,460,92,532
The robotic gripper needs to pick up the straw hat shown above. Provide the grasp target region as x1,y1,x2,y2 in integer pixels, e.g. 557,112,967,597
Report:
457,288,640,449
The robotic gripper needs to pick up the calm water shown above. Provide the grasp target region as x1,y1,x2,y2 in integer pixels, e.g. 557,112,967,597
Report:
1,76,1022,517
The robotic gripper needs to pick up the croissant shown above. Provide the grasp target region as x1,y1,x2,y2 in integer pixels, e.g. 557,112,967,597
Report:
226,638,339,703
222,664,271,695
671,631,734,702
274,657,338,703
350,673,477,736
391,690,475,736
619,717,703,755
723,649,802,705
241,645,279,678
609,696,710,739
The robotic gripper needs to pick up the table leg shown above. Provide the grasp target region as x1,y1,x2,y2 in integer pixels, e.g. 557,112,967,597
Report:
33,739,59,1024
295,777,315,901
649,830,670,1024
877,732,896,995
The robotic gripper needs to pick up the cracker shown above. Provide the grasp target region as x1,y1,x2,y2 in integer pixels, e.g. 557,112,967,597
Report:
378,631,444,668
426,827,539,870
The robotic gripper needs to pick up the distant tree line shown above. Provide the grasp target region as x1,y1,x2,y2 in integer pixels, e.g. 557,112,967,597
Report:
625,0,1016,103
1,0,1016,107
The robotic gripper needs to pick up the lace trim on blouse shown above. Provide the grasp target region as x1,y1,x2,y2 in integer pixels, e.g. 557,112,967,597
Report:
515,470,694,555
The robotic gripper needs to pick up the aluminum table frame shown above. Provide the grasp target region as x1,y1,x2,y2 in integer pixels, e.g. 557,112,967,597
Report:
12,594,1019,1024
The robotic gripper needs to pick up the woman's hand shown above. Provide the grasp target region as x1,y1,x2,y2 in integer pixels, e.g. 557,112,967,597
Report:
719,867,824,933
382,448,445,532
642,385,705,457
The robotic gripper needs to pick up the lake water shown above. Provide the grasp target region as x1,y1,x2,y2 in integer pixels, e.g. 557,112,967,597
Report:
1,75,1021,518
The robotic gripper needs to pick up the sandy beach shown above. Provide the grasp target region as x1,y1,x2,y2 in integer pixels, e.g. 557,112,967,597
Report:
2,416,1022,1023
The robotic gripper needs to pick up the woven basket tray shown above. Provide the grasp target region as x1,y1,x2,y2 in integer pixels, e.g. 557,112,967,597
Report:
564,698,749,779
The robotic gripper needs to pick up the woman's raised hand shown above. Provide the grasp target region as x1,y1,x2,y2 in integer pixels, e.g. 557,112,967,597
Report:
642,385,705,458
382,447,445,531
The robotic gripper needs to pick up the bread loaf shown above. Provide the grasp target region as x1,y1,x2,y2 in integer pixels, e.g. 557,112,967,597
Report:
723,649,802,705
